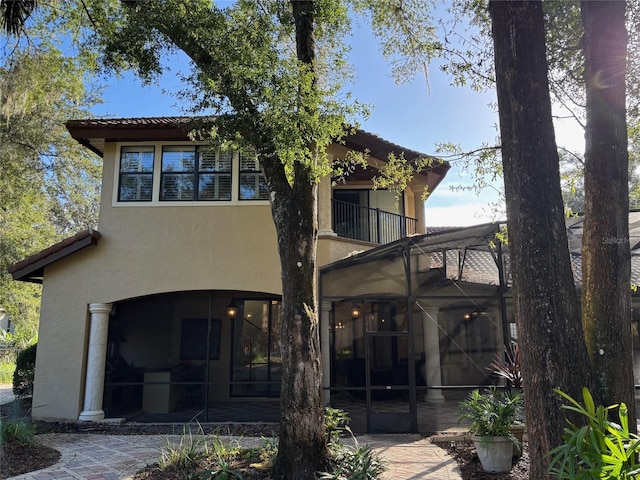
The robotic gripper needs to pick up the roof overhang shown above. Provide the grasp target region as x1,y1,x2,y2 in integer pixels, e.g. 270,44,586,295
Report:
65,116,450,188
8,230,101,284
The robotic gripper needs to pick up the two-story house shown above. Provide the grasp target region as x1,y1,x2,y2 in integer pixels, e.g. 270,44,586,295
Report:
16,117,638,433
9,116,462,432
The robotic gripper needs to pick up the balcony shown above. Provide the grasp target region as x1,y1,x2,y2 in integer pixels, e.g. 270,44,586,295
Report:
331,199,417,244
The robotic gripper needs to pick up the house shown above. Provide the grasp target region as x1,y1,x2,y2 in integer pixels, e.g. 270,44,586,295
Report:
12,116,640,433
8,117,452,431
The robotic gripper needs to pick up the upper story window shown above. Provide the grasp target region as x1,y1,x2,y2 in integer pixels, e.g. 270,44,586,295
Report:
116,144,269,204
239,151,269,200
161,146,232,201
118,146,154,201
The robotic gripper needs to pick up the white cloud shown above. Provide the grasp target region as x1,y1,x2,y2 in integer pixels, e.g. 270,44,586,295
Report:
426,203,503,227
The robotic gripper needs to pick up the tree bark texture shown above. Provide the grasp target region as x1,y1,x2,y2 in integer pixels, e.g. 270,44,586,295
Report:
268,2,329,478
265,160,327,479
581,0,634,423
489,1,592,477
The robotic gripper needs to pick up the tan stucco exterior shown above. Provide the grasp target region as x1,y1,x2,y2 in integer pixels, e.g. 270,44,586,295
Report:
27,134,443,422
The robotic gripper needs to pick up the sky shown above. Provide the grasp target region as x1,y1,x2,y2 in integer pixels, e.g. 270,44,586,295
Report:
90,8,586,227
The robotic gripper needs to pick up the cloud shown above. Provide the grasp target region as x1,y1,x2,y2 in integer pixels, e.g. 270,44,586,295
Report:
426,203,503,227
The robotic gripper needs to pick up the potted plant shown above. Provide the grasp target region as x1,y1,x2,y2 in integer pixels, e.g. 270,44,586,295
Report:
487,341,526,453
458,388,522,473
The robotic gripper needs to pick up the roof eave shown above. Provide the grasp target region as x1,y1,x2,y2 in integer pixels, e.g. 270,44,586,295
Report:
9,230,101,283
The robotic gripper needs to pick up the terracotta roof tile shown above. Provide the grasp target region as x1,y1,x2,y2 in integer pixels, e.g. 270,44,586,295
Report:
8,230,101,283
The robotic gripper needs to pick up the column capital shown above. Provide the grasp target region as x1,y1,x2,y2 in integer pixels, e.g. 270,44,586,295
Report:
89,303,113,315
320,300,333,312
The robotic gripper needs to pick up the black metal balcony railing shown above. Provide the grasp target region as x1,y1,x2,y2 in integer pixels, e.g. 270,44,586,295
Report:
331,199,417,244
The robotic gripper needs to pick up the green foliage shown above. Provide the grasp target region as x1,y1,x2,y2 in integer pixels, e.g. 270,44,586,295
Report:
458,388,522,437
324,407,352,445
548,387,640,479
196,460,245,480
0,359,15,384
0,0,37,35
319,408,385,479
257,436,278,468
0,417,35,446
158,426,208,474
12,343,36,397
487,342,522,389
318,439,385,480
1,43,102,342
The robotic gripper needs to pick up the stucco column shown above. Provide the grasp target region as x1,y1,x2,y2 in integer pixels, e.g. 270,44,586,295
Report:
411,185,427,234
79,303,112,421
320,300,332,405
318,168,337,237
422,307,445,403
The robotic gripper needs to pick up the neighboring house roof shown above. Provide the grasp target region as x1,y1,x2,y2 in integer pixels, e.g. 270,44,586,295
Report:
8,230,101,284
65,116,451,193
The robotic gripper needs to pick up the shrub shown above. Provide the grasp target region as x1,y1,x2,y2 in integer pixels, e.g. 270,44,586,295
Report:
0,418,35,446
458,388,522,437
13,343,36,397
158,426,207,474
548,387,640,479
319,407,385,479
0,360,16,384
318,439,385,480
325,407,351,445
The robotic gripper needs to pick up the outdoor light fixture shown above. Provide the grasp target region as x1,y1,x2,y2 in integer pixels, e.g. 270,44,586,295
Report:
226,300,238,320
351,305,361,319
463,309,485,321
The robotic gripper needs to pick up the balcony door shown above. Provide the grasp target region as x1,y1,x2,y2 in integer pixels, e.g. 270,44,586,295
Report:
333,189,405,243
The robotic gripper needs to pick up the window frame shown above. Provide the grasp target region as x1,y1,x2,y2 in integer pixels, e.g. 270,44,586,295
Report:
160,146,233,202
117,146,155,202
238,150,269,201
114,141,270,207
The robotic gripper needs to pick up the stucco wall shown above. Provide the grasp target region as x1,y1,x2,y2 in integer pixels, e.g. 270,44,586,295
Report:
32,140,430,421
32,142,282,421
33,249,94,421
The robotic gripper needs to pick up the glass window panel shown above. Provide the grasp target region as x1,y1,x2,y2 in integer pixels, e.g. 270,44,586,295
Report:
198,174,231,201
162,174,194,200
239,173,269,200
119,174,153,201
239,150,268,201
121,147,154,173
118,146,154,202
240,151,259,171
162,147,195,172
199,150,232,172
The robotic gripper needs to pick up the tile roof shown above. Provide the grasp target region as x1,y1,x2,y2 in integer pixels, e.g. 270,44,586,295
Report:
65,116,450,176
8,230,101,283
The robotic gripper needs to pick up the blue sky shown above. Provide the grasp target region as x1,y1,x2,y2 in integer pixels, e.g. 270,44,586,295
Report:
90,11,585,227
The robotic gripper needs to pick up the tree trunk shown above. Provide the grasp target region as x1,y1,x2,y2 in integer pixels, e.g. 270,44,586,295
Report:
581,0,633,423
489,1,592,477
268,167,328,478
269,1,329,477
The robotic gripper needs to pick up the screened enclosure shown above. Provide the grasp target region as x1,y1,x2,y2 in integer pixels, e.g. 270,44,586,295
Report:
320,222,513,432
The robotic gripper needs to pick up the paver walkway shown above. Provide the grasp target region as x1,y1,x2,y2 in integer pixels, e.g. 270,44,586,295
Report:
4,433,461,480
1,385,462,480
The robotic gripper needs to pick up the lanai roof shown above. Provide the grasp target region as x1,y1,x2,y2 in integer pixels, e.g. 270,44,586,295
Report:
321,211,640,289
